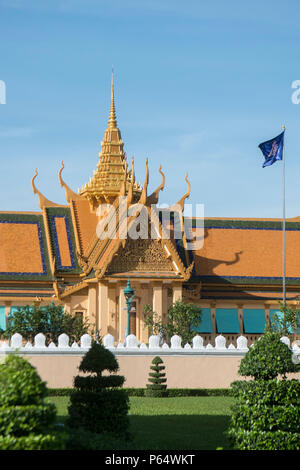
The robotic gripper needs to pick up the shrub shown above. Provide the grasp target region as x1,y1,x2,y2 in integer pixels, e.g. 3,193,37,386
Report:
238,331,299,380
3,303,91,345
227,429,300,451
48,387,233,397
67,341,130,440
144,300,202,346
0,433,64,450
0,355,65,450
227,332,300,450
145,356,167,397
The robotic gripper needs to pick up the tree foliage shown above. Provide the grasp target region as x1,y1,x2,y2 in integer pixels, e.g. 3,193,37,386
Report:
238,331,299,380
0,355,65,450
268,302,300,337
144,300,202,346
3,303,91,345
67,340,130,440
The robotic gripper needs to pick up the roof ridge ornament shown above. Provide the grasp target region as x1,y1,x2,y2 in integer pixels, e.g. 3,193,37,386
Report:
126,157,135,205
31,169,61,209
138,158,149,205
146,165,165,206
58,161,82,203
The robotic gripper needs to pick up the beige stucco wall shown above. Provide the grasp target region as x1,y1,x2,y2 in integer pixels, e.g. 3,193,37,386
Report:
22,353,298,389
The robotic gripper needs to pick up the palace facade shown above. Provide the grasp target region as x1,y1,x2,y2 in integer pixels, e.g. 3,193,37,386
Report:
1,80,300,345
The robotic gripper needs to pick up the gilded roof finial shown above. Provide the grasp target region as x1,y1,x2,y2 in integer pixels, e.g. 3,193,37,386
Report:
31,168,61,209
59,160,82,203
108,68,117,129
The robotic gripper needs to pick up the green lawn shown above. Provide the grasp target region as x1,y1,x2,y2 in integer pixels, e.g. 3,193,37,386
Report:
48,395,235,450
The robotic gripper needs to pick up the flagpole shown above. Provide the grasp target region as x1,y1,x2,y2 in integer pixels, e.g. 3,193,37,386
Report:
282,124,286,308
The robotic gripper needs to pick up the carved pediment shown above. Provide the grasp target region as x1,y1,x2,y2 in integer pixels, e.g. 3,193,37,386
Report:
106,238,174,273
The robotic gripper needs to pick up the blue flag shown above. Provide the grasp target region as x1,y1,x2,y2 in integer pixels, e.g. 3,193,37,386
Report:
258,131,284,168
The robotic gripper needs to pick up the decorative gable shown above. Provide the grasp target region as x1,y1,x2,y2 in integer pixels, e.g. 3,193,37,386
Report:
106,237,174,274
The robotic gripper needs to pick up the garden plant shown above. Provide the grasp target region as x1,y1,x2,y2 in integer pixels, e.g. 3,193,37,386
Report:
66,340,130,448
2,303,91,345
0,354,65,450
145,356,167,397
227,331,300,450
144,300,202,346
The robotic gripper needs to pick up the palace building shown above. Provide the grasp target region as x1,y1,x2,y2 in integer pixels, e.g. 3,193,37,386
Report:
1,79,300,345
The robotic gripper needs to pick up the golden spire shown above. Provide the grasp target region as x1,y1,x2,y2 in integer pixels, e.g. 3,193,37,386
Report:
79,72,142,209
108,69,117,130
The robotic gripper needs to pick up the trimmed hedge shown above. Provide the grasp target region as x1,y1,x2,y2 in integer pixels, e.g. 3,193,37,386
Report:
0,355,64,450
68,389,129,436
0,404,57,436
0,433,65,451
73,375,125,391
48,387,233,397
227,332,300,451
228,429,300,451
238,331,300,380
230,379,300,405
67,341,130,440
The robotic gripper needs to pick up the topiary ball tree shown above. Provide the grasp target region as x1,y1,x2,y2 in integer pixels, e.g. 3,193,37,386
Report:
0,354,64,450
145,356,167,397
238,331,299,380
67,341,130,438
227,331,300,450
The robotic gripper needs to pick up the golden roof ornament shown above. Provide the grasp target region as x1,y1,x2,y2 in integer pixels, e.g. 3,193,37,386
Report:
108,70,117,130
79,72,142,210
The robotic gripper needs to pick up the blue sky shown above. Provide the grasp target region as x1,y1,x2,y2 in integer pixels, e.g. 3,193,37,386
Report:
1,0,300,218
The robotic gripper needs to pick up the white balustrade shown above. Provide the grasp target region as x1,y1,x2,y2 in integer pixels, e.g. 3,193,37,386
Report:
11,333,22,349
34,333,46,348
149,335,160,349
170,335,182,349
125,334,138,348
103,334,115,349
236,335,248,350
280,336,290,347
215,335,226,349
80,334,92,349
0,332,293,359
192,335,204,349
58,333,70,348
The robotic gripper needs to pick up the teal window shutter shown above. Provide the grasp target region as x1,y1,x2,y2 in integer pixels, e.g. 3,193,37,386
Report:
9,306,20,315
270,309,294,334
191,308,212,333
0,306,6,331
8,306,20,328
216,308,240,334
297,311,300,335
243,309,266,334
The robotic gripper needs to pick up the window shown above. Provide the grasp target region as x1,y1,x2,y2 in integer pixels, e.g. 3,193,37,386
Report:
243,309,266,334
191,308,212,333
215,308,240,334
74,311,84,321
0,306,5,331
269,309,294,334
7,306,21,328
